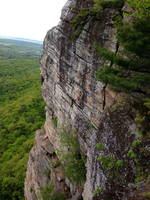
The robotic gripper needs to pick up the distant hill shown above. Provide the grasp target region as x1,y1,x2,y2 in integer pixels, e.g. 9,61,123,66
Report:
0,36,43,44
0,38,42,59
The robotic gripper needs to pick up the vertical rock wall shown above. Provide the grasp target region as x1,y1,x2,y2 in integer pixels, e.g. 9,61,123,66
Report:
25,1,140,200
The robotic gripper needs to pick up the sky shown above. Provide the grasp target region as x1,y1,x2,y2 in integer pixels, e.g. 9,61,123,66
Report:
0,0,67,41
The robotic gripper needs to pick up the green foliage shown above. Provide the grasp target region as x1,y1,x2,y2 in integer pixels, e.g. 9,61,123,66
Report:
96,143,105,151
93,187,104,197
97,154,124,170
94,0,124,10
144,192,150,199
96,19,150,93
97,154,125,179
115,159,124,169
71,7,94,39
127,0,150,18
144,98,150,114
0,39,42,59
117,18,150,59
51,116,58,128
59,130,86,185
134,176,144,183
51,160,61,168
63,152,86,185
71,0,124,39
96,0,150,94
127,149,137,159
96,1,150,138
132,140,141,148
60,131,80,153
130,137,150,183
134,100,150,136
0,39,45,200
40,183,65,200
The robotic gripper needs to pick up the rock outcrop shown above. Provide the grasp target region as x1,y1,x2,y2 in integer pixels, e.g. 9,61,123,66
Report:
25,130,52,200
25,0,149,200
25,129,70,200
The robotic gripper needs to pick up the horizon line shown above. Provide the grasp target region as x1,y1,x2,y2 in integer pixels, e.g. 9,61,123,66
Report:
0,35,43,44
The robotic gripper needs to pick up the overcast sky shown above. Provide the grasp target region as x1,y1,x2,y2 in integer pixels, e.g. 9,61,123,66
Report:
0,0,67,41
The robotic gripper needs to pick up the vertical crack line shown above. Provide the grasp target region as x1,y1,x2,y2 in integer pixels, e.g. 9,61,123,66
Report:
102,5,123,110
103,42,120,110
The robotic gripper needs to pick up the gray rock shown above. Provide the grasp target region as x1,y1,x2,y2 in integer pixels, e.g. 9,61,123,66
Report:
24,130,53,200
25,0,145,200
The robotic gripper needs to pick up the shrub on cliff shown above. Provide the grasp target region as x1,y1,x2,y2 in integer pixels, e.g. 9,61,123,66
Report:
40,183,65,200
71,0,124,39
58,130,86,185
96,18,150,94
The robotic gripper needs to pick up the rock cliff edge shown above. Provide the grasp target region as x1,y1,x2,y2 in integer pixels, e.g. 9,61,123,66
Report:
25,1,150,200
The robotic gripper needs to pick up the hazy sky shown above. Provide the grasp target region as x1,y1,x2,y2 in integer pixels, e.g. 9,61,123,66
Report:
1,0,67,41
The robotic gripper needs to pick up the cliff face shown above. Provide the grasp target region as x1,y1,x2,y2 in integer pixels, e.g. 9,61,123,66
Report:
25,1,149,200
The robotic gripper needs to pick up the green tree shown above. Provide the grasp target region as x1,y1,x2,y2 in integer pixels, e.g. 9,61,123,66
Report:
96,16,150,94
96,0,150,135
96,0,150,93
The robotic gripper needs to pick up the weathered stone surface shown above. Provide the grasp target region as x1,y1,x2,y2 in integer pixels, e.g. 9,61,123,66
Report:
24,130,53,200
78,105,136,200
24,129,70,200
25,0,149,200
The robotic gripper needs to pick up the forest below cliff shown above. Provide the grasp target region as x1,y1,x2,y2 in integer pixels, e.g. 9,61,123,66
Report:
0,39,45,200
0,0,150,200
